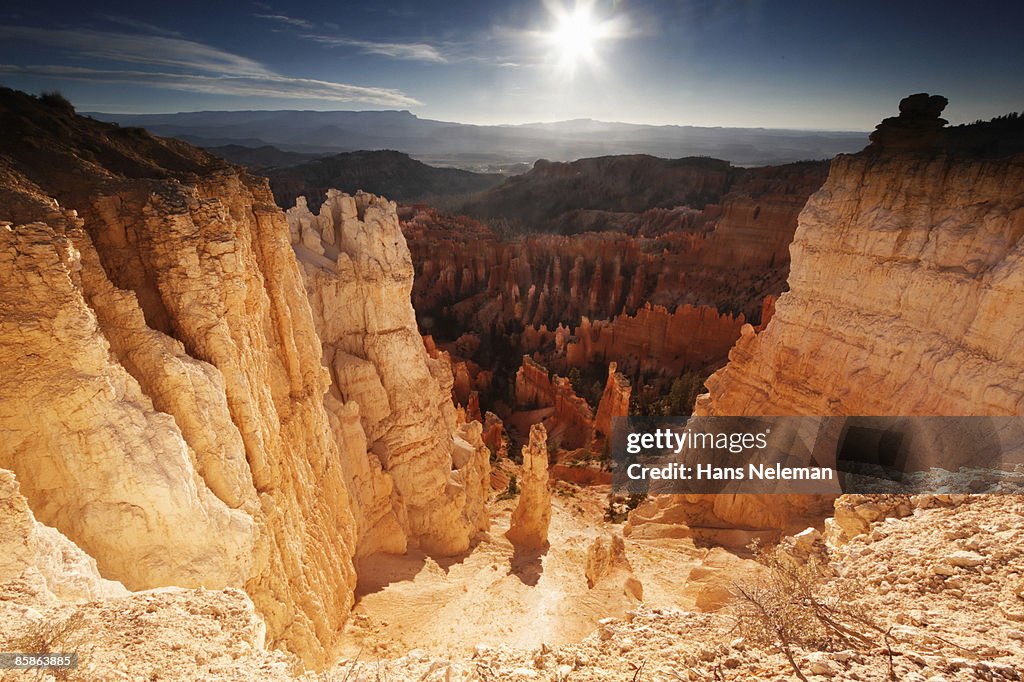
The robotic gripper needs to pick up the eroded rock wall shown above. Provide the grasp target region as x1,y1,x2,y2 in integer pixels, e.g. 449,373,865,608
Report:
566,304,747,378
514,355,595,449
0,89,362,667
0,468,128,606
696,151,1024,417
287,190,490,557
632,98,1024,535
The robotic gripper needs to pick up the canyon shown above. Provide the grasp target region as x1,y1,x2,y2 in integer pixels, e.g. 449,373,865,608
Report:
396,157,828,453
1,88,1023,681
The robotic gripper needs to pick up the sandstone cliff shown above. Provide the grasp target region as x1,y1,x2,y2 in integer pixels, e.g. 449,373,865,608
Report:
632,95,1024,534
286,190,490,557
697,113,1024,417
0,468,128,606
0,88,361,667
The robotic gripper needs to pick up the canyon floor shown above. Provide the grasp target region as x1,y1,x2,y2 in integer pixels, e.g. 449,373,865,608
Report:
337,484,751,661
327,493,1024,682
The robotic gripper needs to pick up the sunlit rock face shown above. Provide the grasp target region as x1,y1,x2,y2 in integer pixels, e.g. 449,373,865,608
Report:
0,87,360,668
0,468,128,605
698,95,1024,418
696,152,1024,417
286,190,490,557
594,363,631,439
631,95,1024,535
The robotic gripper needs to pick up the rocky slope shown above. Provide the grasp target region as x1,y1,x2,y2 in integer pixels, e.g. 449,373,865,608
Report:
324,494,1024,682
454,155,739,232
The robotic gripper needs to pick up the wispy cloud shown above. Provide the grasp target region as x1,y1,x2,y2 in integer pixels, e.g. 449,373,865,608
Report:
0,26,271,76
305,35,447,63
253,13,314,30
97,15,184,38
0,64,421,106
248,4,444,64
0,24,422,106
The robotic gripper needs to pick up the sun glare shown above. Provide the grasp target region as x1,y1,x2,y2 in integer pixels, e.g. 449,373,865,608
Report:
553,7,599,62
543,1,620,75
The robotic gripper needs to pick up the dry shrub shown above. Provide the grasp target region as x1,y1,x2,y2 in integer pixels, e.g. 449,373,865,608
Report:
730,545,897,681
7,609,85,681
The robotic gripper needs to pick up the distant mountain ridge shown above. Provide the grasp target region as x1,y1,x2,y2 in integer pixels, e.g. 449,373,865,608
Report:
264,149,503,207
87,109,869,171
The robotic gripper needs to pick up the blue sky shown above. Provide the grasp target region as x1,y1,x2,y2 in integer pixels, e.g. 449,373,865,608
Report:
1,0,1021,129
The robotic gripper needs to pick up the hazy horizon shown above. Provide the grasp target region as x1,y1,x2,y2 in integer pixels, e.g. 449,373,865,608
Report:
81,106,874,134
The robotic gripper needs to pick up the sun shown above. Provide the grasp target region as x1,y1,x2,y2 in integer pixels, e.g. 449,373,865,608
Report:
552,6,601,65
543,1,620,75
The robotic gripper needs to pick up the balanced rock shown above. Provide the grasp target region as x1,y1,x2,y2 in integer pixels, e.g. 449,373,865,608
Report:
869,92,949,150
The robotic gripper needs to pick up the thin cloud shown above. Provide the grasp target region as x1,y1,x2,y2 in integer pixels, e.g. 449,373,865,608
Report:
253,13,314,30
0,64,422,106
97,15,184,38
304,35,447,63
0,26,271,76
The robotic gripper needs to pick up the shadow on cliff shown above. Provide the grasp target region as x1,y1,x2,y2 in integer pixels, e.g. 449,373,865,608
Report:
507,543,548,586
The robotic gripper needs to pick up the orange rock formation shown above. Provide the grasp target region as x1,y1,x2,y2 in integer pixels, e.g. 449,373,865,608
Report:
514,356,595,449
286,190,491,558
506,424,552,549
594,363,631,438
566,304,747,377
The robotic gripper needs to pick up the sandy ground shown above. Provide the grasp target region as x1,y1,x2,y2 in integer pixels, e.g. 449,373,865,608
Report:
327,494,1024,682
336,484,747,660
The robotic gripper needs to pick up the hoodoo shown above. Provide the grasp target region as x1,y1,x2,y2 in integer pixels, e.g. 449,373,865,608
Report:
506,423,553,549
